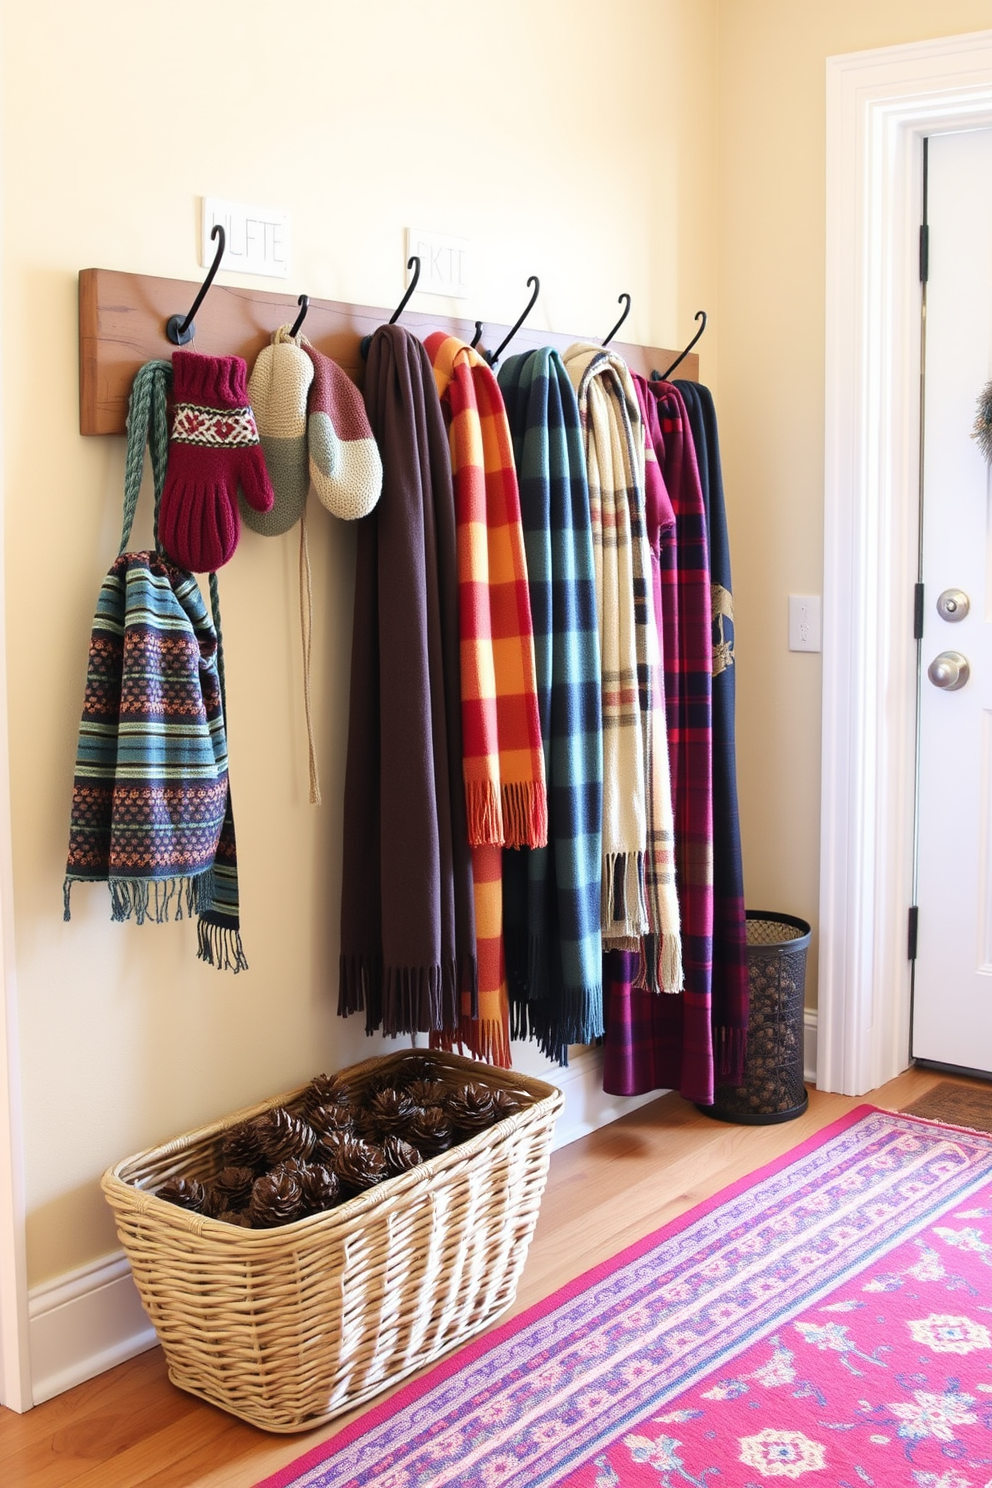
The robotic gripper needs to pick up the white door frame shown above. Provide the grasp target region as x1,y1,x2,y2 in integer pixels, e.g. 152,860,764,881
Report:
820,29,992,1095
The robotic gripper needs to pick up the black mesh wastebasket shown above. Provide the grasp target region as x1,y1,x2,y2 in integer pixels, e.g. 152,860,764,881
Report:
701,911,811,1125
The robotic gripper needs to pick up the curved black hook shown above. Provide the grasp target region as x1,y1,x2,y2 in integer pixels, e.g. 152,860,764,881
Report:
603,293,631,347
389,255,421,323
290,293,309,338
166,224,226,346
654,310,707,381
361,255,422,357
487,276,540,368
470,320,484,349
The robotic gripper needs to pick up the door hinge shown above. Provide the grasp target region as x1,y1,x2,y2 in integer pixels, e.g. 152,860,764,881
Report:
914,582,925,639
908,905,919,961
920,223,929,283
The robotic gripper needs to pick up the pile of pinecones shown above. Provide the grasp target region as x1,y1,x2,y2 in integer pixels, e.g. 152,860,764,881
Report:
155,1057,523,1229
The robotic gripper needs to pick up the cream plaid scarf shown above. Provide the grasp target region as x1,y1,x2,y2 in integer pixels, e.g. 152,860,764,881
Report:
564,345,682,987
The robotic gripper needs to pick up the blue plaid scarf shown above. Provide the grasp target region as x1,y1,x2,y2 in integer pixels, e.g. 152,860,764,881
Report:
497,348,603,1063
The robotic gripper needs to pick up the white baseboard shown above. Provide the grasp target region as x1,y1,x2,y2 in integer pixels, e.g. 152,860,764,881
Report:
804,1008,818,1085
28,1250,156,1405
28,1029,814,1410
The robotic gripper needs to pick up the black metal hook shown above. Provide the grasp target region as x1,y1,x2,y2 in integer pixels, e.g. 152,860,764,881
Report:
166,224,226,346
360,255,422,357
603,293,631,346
290,294,309,338
389,255,421,323
470,321,484,349
653,310,707,381
486,276,540,368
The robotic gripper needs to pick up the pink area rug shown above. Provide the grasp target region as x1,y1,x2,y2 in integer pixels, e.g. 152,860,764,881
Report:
257,1106,992,1487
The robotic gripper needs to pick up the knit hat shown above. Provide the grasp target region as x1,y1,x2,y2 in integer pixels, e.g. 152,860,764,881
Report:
301,338,382,519
245,327,314,535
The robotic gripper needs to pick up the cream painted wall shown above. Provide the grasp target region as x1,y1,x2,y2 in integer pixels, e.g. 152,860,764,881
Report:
716,1,992,1010
0,0,720,1286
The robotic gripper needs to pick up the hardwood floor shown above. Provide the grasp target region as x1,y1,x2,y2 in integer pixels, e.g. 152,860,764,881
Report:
0,1064,981,1487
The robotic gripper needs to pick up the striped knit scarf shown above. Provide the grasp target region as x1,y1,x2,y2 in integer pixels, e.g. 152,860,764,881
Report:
497,347,604,1063
563,345,682,988
426,332,548,1066
63,360,246,973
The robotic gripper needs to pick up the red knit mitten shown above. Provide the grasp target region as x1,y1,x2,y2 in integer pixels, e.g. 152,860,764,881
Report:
159,351,274,571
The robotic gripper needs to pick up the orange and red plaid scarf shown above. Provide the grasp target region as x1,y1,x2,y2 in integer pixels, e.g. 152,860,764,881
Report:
426,333,548,1065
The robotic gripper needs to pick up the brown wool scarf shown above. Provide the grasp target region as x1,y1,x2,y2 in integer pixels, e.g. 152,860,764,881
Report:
338,324,476,1039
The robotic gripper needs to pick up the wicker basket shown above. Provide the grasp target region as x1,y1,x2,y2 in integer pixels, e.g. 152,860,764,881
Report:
102,1048,563,1432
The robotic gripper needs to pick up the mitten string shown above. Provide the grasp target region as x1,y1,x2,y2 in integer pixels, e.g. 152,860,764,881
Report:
119,359,172,556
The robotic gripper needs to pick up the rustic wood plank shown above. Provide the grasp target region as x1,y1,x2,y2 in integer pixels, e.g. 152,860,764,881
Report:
77,268,699,436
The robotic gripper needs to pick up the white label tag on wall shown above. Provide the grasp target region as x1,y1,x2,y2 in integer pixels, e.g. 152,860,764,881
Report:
202,197,290,279
406,228,471,299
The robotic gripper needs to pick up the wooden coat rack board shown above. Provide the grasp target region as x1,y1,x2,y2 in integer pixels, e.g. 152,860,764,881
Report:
78,269,699,437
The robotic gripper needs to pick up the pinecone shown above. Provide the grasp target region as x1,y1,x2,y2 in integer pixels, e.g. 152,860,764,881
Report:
445,1081,498,1133
308,1102,355,1139
491,1088,523,1121
360,1087,417,1140
298,1162,341,1215
210,1165,256,1213
405,1077,446,1108
301,1073,355,1116
396,1054,437,1084
220,1120,268,1174
382,1135,424,1176
321,1132,388,1192
215,1208,253,1228
255,1107,317,1165
247,1166,304,1228
156,1176,210,1213
360,1071,397,1100
407,1106,454,1156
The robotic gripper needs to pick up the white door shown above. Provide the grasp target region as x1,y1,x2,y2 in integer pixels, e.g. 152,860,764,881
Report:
913,126,992,1071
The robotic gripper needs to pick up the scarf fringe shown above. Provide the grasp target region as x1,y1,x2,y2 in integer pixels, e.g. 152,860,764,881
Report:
466,780,503,846
339,954,383,1035
601,851,647,943
715,1024,748,1085
634,931,685,995
197,917,248,974
501,779,549,851
431,1011,511,1070
63,875,205,926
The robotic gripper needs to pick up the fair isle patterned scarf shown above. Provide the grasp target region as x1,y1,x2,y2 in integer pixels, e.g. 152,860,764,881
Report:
563,345,682,988
63,360,246,972
426,332,548,1066
497,347,604,1063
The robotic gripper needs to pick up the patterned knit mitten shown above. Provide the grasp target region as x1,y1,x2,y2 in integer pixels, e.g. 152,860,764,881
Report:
159,351,274,571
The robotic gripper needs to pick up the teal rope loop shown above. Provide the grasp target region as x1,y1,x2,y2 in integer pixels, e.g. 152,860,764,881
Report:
119,359,172,555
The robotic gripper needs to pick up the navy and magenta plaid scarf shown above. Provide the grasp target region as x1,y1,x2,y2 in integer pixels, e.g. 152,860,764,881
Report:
497,347,604,1064
675,379,748,1085
603,376,715,1102
63,360,246,972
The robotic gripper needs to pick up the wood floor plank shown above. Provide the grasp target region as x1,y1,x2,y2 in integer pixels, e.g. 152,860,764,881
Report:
0,1067,961,1487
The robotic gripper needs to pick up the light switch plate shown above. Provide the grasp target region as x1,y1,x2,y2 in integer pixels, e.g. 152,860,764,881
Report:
789,595,822,652
202,197,290,279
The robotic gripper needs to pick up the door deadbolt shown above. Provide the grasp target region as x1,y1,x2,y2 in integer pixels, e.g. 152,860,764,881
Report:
927,651,970,690
936,588,970,622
